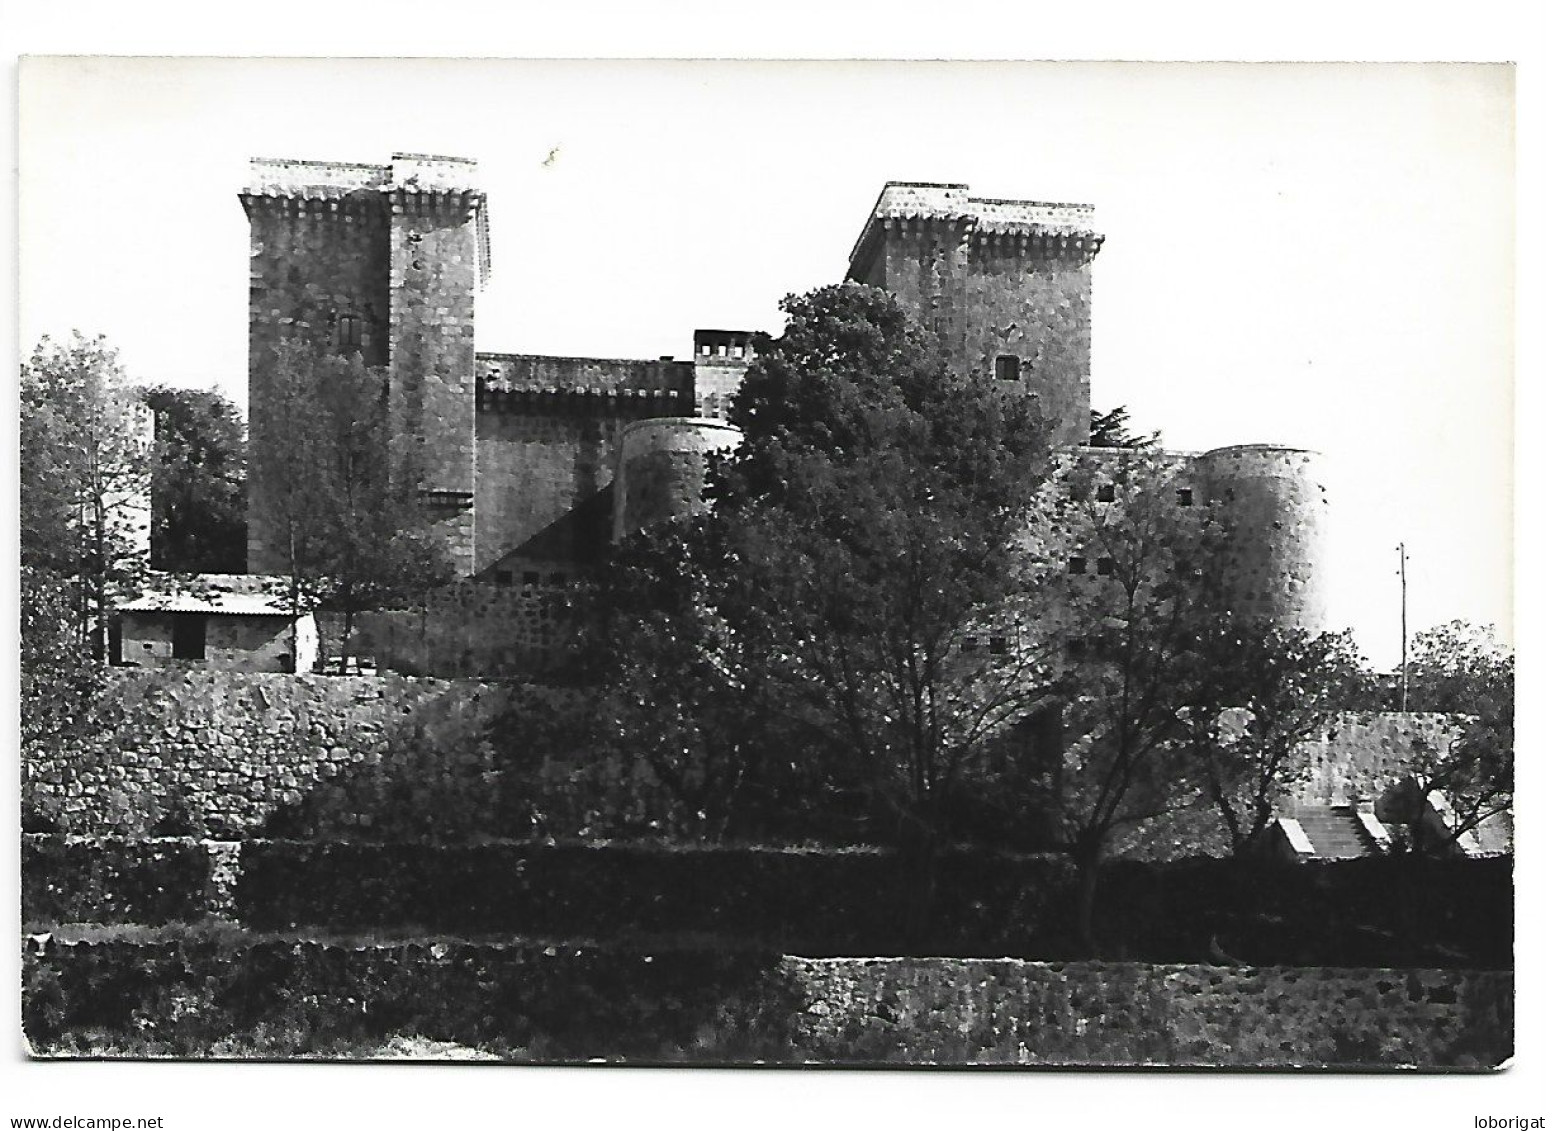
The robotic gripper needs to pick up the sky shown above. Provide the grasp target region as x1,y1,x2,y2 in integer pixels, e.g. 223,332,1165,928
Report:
18,58,1514,667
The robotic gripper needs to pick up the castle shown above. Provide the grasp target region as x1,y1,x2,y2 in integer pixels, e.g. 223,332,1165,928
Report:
238,153,1327,674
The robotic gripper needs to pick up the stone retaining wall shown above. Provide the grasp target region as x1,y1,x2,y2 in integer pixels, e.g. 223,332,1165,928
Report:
22,670,512,839
21,935,1512,1068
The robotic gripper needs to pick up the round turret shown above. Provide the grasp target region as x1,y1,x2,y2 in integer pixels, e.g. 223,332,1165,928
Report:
612,418,743,541
1192,444,1329,632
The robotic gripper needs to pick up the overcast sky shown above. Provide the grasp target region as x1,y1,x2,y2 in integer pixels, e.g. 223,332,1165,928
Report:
18,58,1513,666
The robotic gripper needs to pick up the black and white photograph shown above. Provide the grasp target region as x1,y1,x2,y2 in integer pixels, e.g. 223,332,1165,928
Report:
7,35,1541,1130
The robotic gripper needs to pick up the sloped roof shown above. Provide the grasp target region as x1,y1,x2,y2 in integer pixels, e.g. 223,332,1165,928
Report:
119,574,299,618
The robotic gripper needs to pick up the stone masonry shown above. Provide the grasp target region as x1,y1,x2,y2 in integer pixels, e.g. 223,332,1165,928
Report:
242,158,1327,675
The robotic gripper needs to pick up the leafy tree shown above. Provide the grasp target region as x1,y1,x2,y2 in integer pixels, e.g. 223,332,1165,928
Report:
1089,405,1159,449
141,385,247,574
592,283,1060,847
252,340,455,670
1023,452,1233,948
1176,623,1366,855
1386,622,1513,851
19,333,152,659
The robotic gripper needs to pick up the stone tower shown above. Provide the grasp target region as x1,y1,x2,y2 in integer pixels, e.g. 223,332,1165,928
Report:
845,182,1103,447
240,154,488,576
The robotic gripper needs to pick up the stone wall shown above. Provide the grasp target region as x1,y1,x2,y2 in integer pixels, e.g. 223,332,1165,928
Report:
964,235,1093,447
21,669,512,839
242,189,392,574
1194,444,1328,632
353,581,578,677
473,353,693,574
118,611,307,673
387,173,482,575
612,417,742,541
22,938,1512,1068
1295,711,1464,806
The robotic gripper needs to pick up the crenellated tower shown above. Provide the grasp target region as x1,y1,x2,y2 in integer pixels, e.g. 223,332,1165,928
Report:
240,153,487,576
845,182,1103,447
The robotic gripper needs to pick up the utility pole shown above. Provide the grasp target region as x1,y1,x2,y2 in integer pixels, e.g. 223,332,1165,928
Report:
1397,542,1409,712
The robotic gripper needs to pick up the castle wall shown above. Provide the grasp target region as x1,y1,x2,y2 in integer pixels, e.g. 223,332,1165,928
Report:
1019,446,1329,645
473,354,693,574
846,186,1101,448
613,418,743,541
242,175,391,574
874,220,971,368
965,236,1092,447
386,171,483,575
1191,445,1328,633
691,329,757,420
354,580,576,678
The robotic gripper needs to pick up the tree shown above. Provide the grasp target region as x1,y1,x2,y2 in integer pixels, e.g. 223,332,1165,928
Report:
1089,405,1160,449
1025,452,1233,948
592,283,1061,848
1176,623,1366,855
20,333,152,659
1387,622,1513,851
141,385,247,574
252,341,455,670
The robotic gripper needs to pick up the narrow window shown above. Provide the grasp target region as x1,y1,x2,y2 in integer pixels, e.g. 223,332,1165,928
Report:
1067,557,1087,575
1097,557,1115,577
336,313,363,354
995,355,1020,382
717,343,728,358
172,615,207,661
1177,488,1194,507
1096,484,1116,503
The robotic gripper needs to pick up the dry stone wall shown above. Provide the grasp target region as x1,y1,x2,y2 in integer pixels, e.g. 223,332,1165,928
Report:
21,938,1512,1068
22,670,513,840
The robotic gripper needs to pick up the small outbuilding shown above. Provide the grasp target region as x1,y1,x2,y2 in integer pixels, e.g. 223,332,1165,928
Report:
115,574,318,673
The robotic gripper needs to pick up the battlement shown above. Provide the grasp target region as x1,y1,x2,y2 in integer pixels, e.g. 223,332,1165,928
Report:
476,353,695,410
849,181,1099,272
693,329,760,365
244,153,481,198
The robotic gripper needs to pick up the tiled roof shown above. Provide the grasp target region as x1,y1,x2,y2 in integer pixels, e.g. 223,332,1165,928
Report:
119,574,297,617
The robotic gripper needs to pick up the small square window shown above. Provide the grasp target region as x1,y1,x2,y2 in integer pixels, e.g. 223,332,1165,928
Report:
548,572,567,587
961,637,978,653
1177,488,1194,507
495,570,513,587
1097,558,1115,577
1066,638,1087,659
1067,557,1087,575
1096,484,1116,503
995,355,1020,382
988,635,1008,655
522,571,540,587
